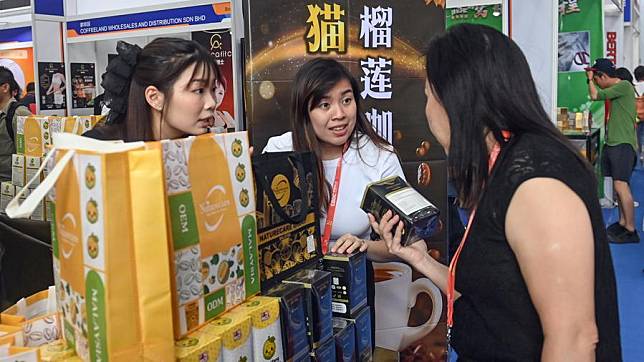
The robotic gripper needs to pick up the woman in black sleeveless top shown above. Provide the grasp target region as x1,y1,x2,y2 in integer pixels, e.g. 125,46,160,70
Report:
371,24,622,361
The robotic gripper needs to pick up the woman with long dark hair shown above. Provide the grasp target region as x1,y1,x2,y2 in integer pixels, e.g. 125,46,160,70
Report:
375,24,622,360
84,37,222,141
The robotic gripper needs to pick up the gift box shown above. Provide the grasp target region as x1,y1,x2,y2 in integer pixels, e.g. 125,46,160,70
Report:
322,251,368,318
1,182,14,212
229,296,284,362
11,154,24,188
310,337,335,362
175,329,222,362
341,307,372,362
265,283,309,362
333,318,355,362
202,312,253,362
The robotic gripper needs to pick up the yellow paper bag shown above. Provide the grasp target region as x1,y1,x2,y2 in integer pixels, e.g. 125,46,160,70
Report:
158,132,260,338
0,325,24,347
5,133,175,361
16,117,65,157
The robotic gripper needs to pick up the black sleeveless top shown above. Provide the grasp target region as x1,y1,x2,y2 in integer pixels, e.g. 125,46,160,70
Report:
452,133,621,361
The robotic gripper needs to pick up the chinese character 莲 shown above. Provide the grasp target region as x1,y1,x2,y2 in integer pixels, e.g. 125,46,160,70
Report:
360,57,393,99
305,3,346,53
360,6,393,48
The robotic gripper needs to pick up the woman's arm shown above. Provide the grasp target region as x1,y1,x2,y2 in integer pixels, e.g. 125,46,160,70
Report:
506,178,598,362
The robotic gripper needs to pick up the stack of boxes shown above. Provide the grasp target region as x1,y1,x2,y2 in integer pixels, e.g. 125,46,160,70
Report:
0,115,102,218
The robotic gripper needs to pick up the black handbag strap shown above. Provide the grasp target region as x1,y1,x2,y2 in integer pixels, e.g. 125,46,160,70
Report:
254,153,310,224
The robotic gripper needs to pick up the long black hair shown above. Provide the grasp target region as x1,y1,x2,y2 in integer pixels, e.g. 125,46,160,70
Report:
425,24,590,208
291,58,392,210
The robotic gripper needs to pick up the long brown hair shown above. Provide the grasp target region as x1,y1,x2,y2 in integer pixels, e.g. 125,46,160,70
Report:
291,58,393,210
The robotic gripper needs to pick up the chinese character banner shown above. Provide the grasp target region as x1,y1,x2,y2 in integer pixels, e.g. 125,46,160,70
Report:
243,1,448,359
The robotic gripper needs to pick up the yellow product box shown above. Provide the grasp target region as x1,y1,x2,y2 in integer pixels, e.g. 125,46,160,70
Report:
38,340,74,361
0,325,24,347
1,182,14,212
25,156,43,188
202,313,253,362
157,132,260,338
16,117,65,157
175,329,222,362
229,297,284,362
75,116,101,135
62,118,80,136
1,287,60,348
11,155,25,188
0,346,40,362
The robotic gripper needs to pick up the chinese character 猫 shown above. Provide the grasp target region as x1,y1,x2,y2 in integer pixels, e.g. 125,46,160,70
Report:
566,0,580,14
360,6,393,48
365,108,393,143
473,6,488,18
360,57,393,99
305,3,346,53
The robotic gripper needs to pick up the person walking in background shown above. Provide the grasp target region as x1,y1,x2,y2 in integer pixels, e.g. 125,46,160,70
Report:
634,65,644,165
17,82,36,114
587,58,639,243
0,67,31,182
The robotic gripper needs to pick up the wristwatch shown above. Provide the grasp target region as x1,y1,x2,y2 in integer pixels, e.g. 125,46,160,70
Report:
586,78,591,84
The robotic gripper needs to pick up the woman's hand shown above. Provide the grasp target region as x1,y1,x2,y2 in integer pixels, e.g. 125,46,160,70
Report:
369,210,428,266
331,234,369,254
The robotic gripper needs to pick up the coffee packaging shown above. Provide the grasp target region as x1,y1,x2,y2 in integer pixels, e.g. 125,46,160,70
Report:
158,132,260,337
1,182,15,212
11,154,25,188
342,307,372,362
203,312,253,362
265,283,310,362
25,156,43,188
230,296,284,362
322,252,367,318
333,318,356,362
361,176,440,246
175,329,222,362
310,337,336,362
283,270,333,348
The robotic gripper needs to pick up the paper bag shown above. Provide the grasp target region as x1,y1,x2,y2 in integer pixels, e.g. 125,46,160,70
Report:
1,287,60,347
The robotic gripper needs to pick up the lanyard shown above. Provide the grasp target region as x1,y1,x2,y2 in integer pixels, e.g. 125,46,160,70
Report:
321,142,349,254
446,130,510,343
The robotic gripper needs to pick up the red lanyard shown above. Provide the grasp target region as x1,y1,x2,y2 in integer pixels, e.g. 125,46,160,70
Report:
321,143,349,254
446,131,510,341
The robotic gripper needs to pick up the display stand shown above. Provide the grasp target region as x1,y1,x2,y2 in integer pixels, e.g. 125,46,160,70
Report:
563,127,601,165
0,0,66,115
62,0,240,125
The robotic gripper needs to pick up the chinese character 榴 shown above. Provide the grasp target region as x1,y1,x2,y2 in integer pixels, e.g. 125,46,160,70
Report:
360,6,393,49
366,108,393,142
305,3,346,53
360,57,393,99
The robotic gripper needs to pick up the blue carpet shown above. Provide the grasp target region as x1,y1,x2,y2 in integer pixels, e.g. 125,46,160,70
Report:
603,162,644,362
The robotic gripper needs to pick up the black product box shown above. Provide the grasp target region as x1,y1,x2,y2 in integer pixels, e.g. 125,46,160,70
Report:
322,252,368,318
361,176,440,246
284,269,334,348
333,318,356,362
310,337,336,362
342,306,372,362
266,283,311,362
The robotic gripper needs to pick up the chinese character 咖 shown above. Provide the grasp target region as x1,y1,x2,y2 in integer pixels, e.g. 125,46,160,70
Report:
360,57,393,99
366,108,393,142
305,3,346,53
360,6,393,48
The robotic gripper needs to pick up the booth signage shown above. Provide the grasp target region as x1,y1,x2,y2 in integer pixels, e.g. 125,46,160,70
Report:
66,3,231,38
0,27,32,44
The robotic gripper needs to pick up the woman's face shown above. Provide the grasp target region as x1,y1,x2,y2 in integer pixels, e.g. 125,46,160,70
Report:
215,82,225,108
162,63,217,137
424,79,451,153
308,78,357,150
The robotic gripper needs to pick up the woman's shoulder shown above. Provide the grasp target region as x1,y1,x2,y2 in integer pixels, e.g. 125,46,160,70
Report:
82,124,124,141
350,134,396,160
263,132,293,153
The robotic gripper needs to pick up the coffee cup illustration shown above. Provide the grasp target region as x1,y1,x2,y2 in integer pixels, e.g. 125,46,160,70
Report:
374,262,442,351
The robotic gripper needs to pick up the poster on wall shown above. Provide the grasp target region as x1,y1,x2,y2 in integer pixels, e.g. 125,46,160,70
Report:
445,4,502,31
244,1,448,360
192,29,236,131
558,31,590,72
70,63,96,109
38,62,66,110
0,47,35,98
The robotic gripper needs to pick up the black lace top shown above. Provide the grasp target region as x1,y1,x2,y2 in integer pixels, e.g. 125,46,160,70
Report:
452,132,621,361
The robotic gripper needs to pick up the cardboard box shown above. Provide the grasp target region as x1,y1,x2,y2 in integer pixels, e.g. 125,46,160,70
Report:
265,283,310,362
175,329,222,362
284,270,333,348
11,154,25,188
322,252,368,318
342,307,372,362
310,337,335,362
333,318,355,362
1,182,15,212
202,312,253,362
25,156,43,188
229,296,284,362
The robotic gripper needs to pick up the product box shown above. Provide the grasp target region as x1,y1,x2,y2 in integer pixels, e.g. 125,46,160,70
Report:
1,182,14,212
310,337,335,362
11,154,25,188
30,200,45,221
265,283,309,362
38,340,75,361
158,132,260,337
25,156,43,188
283,270,333,349
203,312,253,362
175,329,222,362
342,307,372,362
16,116,64,157
1,287,61,348
361,176,440,246
0,346,40,362
230,296,284,362
322,252,367,318
333,318,355,362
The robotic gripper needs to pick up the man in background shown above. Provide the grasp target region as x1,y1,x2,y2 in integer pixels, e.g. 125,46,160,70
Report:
0,67,31,183
18,82,36,114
